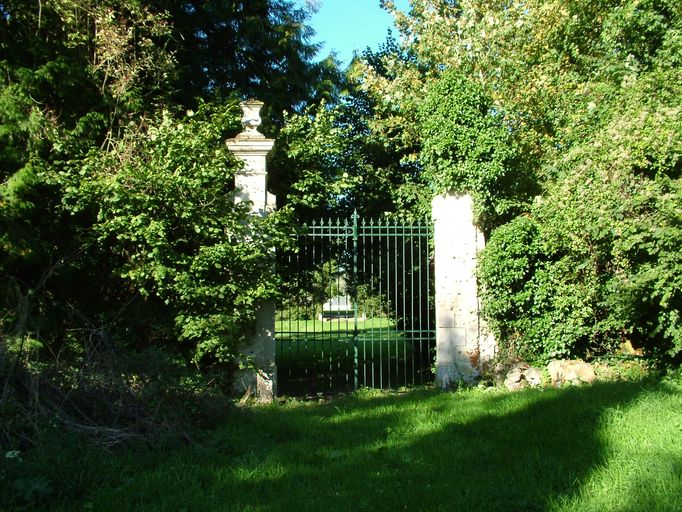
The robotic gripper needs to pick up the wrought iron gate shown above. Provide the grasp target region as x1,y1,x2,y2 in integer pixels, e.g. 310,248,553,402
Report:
276,212,435,396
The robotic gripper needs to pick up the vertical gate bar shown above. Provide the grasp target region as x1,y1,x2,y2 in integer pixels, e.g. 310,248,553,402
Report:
337,219,342,388
385,221,390,388
332,218,337,389
386,221,390,388
300,228,305,389
339,220,343,389
370,217,383,387
307,226,312,392
331,217,337,390
393,220,399,387
298,232,304,386
346,216,352,389
361,217,367,388
283,246,288,385
294,231,301,388
293,228,298,390
332,219,338,391
426,223,433,382
426,222,431,382
305,227,312,388
314,219,328,389
379,220,382,389
352,210,359,391
415,224,421,384
369,219,375,388
388,220,393,388
326,220,332,391
366,219,370,388
410,225,416,386
328,221,332,391
400,227,404,386
339,217,345,389
283,234,289,389
418,222,428,384
420,222,426,384
385,220,390,388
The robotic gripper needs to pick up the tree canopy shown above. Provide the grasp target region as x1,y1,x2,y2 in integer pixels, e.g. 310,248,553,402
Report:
352,0,682,362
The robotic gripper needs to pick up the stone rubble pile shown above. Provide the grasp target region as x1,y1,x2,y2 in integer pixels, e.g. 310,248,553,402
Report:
494,359,596,391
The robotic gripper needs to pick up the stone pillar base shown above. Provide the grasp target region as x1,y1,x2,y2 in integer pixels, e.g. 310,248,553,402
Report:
231,301,277,402
436,362,478,389
232,366,277,402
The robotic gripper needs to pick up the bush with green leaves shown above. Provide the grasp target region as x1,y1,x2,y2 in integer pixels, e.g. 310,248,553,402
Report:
478,214,611,363
418,70,537,233
401,1,682,364
479,67,682,363
58,103,293,363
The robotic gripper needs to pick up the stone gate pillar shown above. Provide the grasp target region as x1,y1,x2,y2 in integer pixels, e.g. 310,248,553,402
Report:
432,192,496,388
226,99,277,401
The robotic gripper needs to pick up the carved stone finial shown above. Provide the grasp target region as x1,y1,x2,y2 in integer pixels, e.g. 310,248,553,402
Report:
239,99,265,138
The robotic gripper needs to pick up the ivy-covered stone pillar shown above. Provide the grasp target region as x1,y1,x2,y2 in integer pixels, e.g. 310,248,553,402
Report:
226,99,277,401
432,192,496,388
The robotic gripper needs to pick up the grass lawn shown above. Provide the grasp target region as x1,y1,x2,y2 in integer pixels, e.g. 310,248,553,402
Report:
276,317,434,394
276,317,396,333
6,376,682,511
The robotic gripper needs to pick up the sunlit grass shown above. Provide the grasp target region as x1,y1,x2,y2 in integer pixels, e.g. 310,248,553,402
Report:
7,377,682,511
548,383,682,512
276,316,395,334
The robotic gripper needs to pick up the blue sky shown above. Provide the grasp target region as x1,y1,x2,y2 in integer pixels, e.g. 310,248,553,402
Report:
298,0,411,66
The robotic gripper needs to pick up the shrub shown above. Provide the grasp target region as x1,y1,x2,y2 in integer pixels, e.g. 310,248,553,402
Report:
57,103,293,364
419,70,536,233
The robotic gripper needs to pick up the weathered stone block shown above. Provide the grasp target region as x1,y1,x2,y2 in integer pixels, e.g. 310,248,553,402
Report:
433,192,497,387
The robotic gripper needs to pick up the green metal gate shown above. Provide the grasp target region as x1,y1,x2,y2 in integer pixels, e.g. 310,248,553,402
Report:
276,212,435,396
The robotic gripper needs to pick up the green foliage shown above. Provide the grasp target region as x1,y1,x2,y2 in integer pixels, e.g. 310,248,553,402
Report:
477,216,541,359
0,0,348,456
277,257,343,321
272,75,434,222
57,103,293,362
481,129,682,363
373,0,682,363
271,102,363,219
479,215,611,362
419,71,535,231
1,0,337,373
355,283,390,318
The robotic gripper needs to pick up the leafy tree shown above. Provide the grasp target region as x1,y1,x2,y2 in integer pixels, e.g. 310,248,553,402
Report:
1,0,176,356
463,0,682,361
0,0,331,370
360,0,682,363
272,37,434,224
269,101,362,220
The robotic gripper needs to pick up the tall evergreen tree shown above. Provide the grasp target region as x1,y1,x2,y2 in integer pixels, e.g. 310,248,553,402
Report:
152,0,341,126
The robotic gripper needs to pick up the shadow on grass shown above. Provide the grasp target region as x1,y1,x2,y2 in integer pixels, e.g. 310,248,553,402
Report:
276,325,435,395
54,379,682,512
